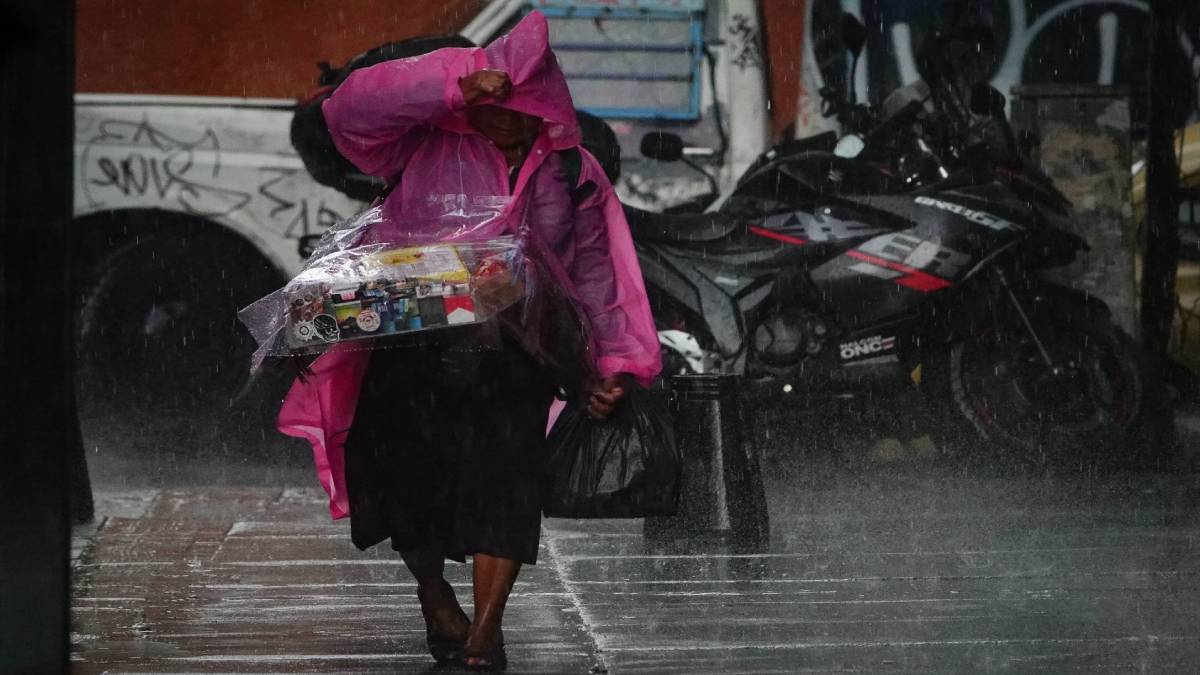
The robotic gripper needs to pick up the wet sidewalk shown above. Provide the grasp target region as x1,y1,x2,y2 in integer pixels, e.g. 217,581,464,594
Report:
72,462,1200,674
548,466,1200,673
70,488,599,674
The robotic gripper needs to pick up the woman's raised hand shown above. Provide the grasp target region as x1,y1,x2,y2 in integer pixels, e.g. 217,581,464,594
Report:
459,69,513,106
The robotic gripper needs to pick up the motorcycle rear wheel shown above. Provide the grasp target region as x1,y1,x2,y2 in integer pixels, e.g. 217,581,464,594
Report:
946,311,1161,468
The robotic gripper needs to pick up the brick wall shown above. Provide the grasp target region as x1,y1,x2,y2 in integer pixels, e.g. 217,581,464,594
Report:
76,0,485,98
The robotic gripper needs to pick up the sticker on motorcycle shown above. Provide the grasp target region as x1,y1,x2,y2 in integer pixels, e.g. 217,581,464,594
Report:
839,334,897,360
913,196,1021,232
845,232,971,292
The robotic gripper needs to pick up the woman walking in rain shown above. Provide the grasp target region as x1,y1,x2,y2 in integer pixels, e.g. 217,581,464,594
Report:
277,12,661,671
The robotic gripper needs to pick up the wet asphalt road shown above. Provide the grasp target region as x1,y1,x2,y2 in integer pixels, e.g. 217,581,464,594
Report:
71,401,1200,674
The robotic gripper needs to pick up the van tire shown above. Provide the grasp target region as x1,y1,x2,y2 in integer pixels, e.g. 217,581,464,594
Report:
73,213,289,472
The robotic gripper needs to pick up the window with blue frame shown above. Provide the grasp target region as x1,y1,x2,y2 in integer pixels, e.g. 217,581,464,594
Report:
527,3,705,120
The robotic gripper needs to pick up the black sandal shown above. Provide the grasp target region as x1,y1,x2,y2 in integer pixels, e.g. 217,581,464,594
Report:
416,580,469,663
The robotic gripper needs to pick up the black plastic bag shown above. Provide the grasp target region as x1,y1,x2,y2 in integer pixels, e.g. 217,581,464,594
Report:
543,389,681,519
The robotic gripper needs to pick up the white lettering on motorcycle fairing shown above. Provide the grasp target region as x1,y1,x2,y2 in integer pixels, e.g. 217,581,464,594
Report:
913,196,1021,232
839,334,897,360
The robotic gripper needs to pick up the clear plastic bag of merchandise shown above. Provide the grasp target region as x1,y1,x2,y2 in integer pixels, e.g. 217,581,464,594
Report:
240,237,528,369
239,198,532,372
286,238,522,346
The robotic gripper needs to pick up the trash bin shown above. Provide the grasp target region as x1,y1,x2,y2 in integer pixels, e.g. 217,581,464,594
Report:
644,374,769,551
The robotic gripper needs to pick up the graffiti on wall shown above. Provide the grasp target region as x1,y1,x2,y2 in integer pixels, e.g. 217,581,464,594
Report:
729,13,765,71
798,0,1200,135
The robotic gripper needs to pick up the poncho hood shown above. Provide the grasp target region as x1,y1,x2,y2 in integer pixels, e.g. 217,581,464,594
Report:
437,11,581,151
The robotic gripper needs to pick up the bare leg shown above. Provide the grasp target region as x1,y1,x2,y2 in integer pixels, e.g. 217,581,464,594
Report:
401,545,468,643
466,553,521,667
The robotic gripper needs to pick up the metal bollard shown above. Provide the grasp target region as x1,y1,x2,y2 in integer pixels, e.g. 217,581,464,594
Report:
644,374,769,551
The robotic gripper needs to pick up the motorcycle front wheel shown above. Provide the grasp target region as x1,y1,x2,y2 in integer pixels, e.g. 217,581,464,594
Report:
946,309,1163,468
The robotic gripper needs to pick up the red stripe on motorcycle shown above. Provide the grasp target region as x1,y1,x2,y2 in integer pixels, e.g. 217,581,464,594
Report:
895,272,952,292
845,250,952,292
749,225,807,245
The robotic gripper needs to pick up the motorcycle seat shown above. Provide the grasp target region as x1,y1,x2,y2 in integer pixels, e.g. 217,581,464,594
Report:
623,205,740,243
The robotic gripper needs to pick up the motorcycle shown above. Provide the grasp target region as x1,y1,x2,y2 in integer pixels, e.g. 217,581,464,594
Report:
625,15,1163,466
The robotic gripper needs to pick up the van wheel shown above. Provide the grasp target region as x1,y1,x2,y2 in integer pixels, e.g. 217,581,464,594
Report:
75,228,286,463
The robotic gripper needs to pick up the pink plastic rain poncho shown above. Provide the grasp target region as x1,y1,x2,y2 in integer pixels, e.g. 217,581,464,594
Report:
277,12,662,519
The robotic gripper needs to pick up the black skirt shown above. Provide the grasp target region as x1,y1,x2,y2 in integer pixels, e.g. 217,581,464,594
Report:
344,337,557,564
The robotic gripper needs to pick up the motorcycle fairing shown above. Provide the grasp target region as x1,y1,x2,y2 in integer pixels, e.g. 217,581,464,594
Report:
810,190,1030,329
634,182,1043,374
752,208,890,245
917,182,1040,228
633,195,930,360
637,246,749,357
643,205,897,275
635,201,904,359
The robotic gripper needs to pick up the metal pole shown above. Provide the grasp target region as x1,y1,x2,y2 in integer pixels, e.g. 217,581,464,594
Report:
645,375,769,552
1141,0,1182,356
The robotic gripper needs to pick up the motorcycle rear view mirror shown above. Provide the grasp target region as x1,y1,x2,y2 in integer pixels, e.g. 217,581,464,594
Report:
640,132,685,163
841,13,867,59
833,134,865,159
970,82,1007,117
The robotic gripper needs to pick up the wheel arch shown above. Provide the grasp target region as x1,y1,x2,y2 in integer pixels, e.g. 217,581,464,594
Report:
71,207,291,282
70,208,290,351
70,207,301,463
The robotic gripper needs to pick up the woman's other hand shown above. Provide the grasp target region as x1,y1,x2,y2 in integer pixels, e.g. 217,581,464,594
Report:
459,69,512,106
587,374,635,420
